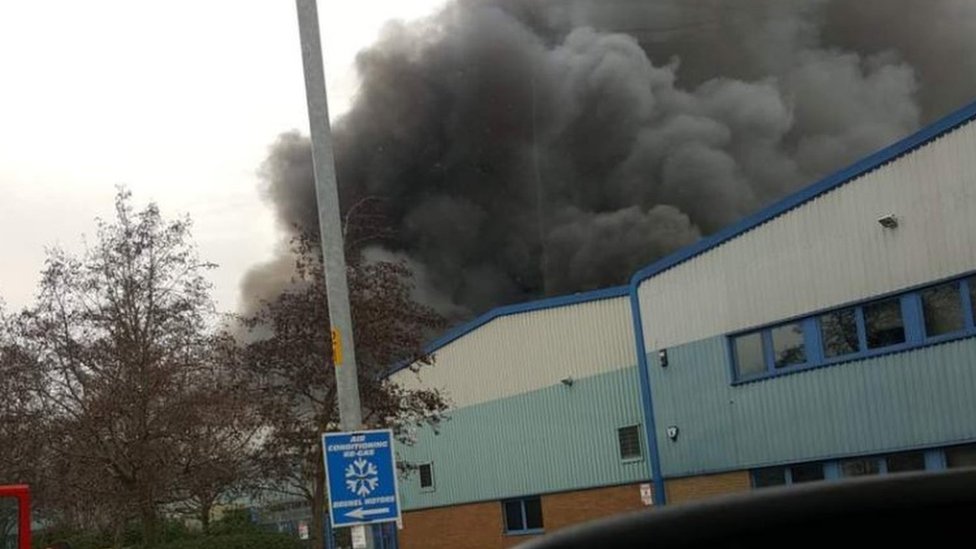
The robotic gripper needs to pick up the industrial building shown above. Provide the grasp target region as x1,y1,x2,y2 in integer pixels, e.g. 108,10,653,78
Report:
390,98,976,549
393,287,648,547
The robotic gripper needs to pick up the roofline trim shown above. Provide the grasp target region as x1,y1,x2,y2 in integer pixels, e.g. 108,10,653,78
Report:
629,98,976,289
387,285,630,376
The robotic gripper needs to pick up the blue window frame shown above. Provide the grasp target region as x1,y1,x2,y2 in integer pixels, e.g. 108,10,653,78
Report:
732,318,819,379
731,273,976,382
753,450,930,489
771,322,807,368
839,451,928,477
502,496,543,535
732,332,765,378
920,280,972,339
820,307,859,358
863,298,907,349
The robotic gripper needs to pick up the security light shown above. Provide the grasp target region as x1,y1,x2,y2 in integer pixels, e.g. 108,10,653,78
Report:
561,376,575,387
658,349,668,368
877,214,898,229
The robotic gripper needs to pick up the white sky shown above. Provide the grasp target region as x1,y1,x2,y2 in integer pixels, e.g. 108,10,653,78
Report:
0,0,446,313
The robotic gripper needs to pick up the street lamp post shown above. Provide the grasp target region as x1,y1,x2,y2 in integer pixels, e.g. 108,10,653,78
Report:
294,1,373,547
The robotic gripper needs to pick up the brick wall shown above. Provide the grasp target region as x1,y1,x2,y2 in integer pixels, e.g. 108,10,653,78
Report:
664,471,751,504
541,483,649,531
398,500,510,549
398,483,651,549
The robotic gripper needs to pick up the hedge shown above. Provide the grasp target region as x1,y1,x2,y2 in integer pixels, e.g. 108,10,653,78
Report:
36,531,305,549
152,532,306,549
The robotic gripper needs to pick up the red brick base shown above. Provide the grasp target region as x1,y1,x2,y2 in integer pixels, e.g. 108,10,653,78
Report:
398,483,652,549
664,471,751,504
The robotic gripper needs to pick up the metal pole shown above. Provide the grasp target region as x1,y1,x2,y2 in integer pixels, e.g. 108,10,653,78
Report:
295,1,373,547
295,0,363,437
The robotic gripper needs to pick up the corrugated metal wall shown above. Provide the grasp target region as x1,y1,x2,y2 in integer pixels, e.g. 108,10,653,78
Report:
638,119,976,351
648,336,976,477
393,296,636,408
396,366,647,510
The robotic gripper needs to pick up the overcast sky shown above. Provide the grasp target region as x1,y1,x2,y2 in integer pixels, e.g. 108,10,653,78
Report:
0,0,446,313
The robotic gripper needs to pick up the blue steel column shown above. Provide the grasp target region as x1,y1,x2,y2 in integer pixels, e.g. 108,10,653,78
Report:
629,281,667,505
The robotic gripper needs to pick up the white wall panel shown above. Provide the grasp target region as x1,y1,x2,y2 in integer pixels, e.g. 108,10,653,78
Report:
639,120,976,350
392,296,636,408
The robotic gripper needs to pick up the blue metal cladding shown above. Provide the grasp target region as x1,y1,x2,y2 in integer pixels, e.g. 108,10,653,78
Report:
395,367,648,511
647,335,976,477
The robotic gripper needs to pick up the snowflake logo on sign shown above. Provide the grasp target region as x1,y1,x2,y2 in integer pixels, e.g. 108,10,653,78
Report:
345,458,379,497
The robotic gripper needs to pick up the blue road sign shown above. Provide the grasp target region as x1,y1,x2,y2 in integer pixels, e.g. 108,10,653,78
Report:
323,429,402,528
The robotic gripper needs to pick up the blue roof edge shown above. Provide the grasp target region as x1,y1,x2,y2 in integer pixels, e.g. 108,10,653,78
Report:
629,98,976,289
385,285,630,376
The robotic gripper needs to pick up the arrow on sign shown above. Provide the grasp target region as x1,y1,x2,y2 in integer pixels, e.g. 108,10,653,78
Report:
345,507,390,520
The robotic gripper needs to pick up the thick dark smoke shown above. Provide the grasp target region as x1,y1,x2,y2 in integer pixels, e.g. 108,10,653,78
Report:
241,0,976,320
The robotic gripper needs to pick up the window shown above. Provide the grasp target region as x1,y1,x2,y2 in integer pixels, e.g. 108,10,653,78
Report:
921,282,965,337
790,462,825,483
840,458,880,477
753,451,941,490
618,425,642,460
754,451,945,489
523,497,544,531
864,298,906,349
733,332,765,377
503,497,543,534
732,274,976,382
820,308,859,358
503,500,524,532
771,322,806,368
752,463,824,488
752,467,786,488
886,452,925,473
419,463,434,490
946,444,976,468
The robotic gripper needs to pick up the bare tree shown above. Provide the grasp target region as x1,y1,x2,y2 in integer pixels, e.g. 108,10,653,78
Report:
171,331,263,533
0,302,46,490
242,232,448,549
14,190,218,546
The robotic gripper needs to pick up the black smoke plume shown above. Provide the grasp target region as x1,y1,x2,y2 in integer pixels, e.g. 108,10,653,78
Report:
241,0,976,320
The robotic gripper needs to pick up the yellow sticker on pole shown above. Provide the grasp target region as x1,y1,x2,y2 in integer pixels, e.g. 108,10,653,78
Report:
331,327,343,367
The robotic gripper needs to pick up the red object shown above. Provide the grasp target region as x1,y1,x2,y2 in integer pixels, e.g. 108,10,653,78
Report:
0,484,30,549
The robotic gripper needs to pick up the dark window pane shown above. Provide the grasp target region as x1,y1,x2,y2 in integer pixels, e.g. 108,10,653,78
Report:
790,463,825,483
419,463,433,488
886,452,925,473
841,458,880,477
503,501,524,532
922,282,965,337
618,426,641,460
523,497,543,530
865,299,906,349
771,323,806,368
821,308,859,358
946,445,976,468
752,468,786,488
734,332,765,377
